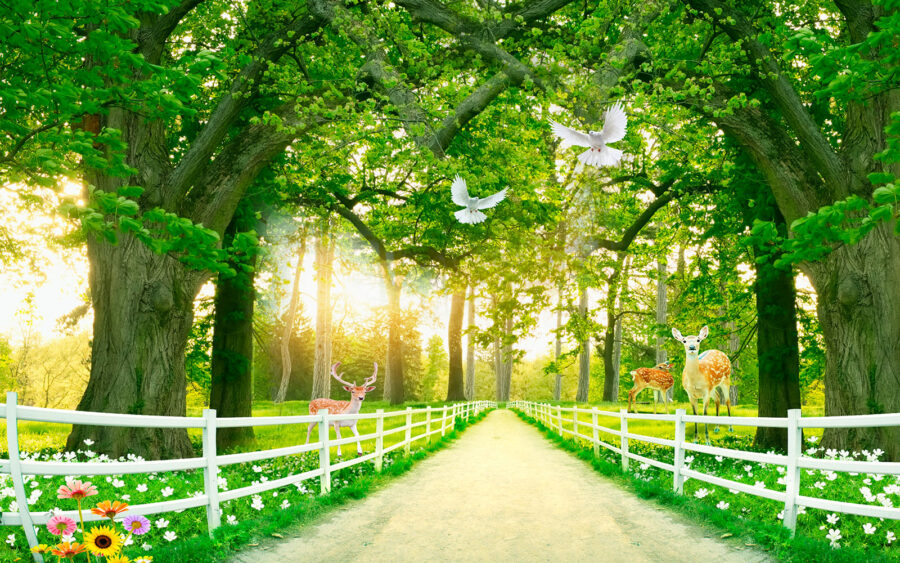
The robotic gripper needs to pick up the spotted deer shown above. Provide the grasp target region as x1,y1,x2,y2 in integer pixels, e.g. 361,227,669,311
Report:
627,362,675,414
304,362,377,456
671,326,733,443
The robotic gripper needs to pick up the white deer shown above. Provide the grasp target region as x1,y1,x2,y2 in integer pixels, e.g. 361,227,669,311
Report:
305,362,377,456
671,326,733,443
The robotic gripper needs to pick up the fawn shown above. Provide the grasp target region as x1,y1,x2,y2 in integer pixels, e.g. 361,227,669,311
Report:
627,362,675,414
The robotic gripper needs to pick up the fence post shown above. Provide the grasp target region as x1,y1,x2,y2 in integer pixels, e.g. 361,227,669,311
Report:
441,405,449,436
673,408,686,493
404,407,413,454
5,392,41,562
783,409,802,534
591,407,600,457
556,405,563,435
374,409,384,472
620,408,629,472
319,409,331,494
573,408,579,439
425,406,432,443
201,409,221,534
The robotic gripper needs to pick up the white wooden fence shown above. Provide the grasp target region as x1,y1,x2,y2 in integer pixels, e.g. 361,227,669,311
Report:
508,400,900,533
1,391,495,561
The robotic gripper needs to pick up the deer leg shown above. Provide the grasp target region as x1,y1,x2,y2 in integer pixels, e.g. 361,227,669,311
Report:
690,398,699,441
333,423,343,457
663,391,669,415
350,424,362,455
714,395,721,433
702,399,711,445
652,390,658,415
726,392,734,432
305,421,315,445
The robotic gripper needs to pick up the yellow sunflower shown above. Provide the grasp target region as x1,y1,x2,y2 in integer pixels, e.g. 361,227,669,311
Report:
107,555,131,563
84,524,123,557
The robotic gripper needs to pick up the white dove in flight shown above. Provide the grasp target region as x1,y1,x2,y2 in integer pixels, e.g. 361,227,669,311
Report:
549,102,628,167
451,175,508,224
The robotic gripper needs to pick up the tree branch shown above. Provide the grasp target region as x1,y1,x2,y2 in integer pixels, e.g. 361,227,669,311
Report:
147,0,206,58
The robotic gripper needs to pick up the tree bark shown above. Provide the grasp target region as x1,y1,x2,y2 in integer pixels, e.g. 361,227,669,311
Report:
311,227,334,400
67,237,202,459
464,286,476,400
654,256,672,402
575,288,591,402
813,224,900,459
554,286,564,401
277,237,307,403
446,289,466,400
754,257,801,451
383,264,404,405
209,212,258,450
493,311,513,402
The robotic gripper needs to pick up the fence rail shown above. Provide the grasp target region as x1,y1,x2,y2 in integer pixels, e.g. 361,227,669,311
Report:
508,400,900,533
1,391,495,561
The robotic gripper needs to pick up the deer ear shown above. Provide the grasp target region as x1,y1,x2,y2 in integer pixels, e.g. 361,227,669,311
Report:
699,325,709,340
671,328,683,341
343,385,353,392
365,386,376,392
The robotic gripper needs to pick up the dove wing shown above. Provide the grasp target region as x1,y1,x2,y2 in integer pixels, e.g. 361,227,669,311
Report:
549,120,591,148
476,187,508,210
599,102,627,143
451,175,470,207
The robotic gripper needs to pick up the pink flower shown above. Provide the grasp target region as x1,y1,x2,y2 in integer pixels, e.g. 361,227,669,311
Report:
122,515,151,535
57,478,98,500
47,515,77,536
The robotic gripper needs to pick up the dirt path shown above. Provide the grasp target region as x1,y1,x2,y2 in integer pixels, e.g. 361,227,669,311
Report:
230,409,769,563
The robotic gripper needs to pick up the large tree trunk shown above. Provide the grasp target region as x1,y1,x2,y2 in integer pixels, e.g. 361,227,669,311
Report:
446,289,466,400
311,228,334,400
209,212,258,450
276,238,307,403
754,257,801,451
383,267,404,405
811,222,900,460
601,323,617,402
67,237,202,459
554,286,564,401
464,286,476,400
575,288,591,402
493,312,513,401
654,256,672,402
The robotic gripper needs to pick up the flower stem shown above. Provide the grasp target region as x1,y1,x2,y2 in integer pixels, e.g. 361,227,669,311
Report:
76,499,91,563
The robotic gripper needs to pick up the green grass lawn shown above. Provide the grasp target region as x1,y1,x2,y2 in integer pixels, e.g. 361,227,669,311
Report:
0,399,470,458
530,400,826,445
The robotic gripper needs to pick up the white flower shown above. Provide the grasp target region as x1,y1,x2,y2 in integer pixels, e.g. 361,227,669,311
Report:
825,472,837,481
838,449,849,458
716,501,729,510
887,531,896,544
744,465,753,473
805,448,818,455
715,456,723,462
142,543,153,551
814,481,826,490
136,484,148,493
826,513,839,525
121,494,130,501
164,530,177,542
825,448,837,458
226,515,238,525
5,534,15,547
61,534,75,543
161,486,174,497
250,494,265,511
124,535,134,546
777,510,784,520
639,463,649,471
281,499,290,509
873,449,884,458
694,488,710,499
754,481,766,489
136,558,154,563
112,478,125,488
826,528,841,548
684,456,694,465
155,518,169,529
252,465,263,473
862,523,876,535
83,439,94,446
807,436,818,444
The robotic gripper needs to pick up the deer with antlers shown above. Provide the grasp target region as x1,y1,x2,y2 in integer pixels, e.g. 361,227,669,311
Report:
305,362,377,457
672,326,733,443
627,362,675,414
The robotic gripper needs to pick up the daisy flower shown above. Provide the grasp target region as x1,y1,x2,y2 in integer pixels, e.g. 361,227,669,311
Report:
48,515,77,536
5,534,14,547
30,544,52,554
123,514,152,535
84,525,123,557
136,484,148,493
716,501,729,510
163,530,177,542
160,487,174,497
155,518,169,529
826,513,839,525
862,523,876,535
886,531,896,544
825,528,841,548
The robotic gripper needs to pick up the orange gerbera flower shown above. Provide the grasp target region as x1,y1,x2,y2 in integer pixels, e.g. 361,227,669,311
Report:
51,542,87,559
91,500,129,520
